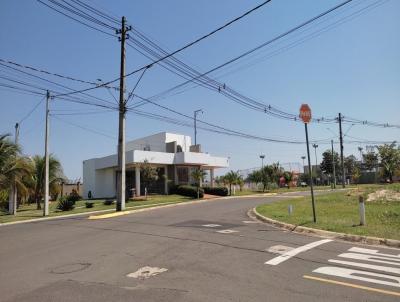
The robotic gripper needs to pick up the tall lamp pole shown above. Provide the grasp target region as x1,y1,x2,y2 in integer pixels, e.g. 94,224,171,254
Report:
194,109,203,146
260,154,265,168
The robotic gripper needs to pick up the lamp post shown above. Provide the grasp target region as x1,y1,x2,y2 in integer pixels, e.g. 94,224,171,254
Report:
358,146,363,163
312,144,318,185
301,156,306,173
259,154,265,169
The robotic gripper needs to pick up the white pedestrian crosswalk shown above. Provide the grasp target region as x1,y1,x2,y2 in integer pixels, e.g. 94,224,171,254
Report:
312,246,400,289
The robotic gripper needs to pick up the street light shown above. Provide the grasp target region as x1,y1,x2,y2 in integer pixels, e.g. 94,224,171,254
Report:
301,156,306,173
259,154,265,168
358,146,363,163
312,144,318,185
194,109,203,146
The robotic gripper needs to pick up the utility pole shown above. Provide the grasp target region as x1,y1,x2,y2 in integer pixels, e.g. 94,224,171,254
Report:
194,109,203,145
116,16,131,211
8,123,19,215
260,154,265,168
331,139,336,189
338,113,346,188
44,90,50,216
312,144,318,185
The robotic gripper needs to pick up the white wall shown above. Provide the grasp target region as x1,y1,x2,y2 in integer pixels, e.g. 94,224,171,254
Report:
82,159,96,199
95,168,115,198
165,133,191,152
125,132,167,152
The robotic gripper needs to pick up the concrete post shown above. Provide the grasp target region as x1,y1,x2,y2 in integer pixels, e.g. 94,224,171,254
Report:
210,168,215,188
135,166,141,196
359,196,366,226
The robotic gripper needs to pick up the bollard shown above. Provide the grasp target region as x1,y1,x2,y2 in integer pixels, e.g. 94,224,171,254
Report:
359,196,366,226
288,204,293,216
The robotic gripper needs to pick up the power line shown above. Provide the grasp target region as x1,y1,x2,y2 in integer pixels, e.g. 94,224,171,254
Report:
46,0,274,97
18,96,45,124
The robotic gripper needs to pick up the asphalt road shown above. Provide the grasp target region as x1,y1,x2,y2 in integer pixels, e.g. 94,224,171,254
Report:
1,191,399,302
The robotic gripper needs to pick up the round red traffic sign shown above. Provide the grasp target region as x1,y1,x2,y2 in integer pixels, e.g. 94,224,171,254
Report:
299,104,312,123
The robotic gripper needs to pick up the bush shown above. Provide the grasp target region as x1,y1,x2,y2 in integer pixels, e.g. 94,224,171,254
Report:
203,186,228,196
85,202,94,208
57,198,75,211
0,200,8,212
103,199,114,205
170,185,204,198
66,190,82,203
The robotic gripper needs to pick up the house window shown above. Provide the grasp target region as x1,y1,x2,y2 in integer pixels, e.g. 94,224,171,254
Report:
177,145,183,152
177,167,189,183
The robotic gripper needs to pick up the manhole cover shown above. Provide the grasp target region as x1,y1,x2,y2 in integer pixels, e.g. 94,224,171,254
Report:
127,266,168,280
50,263,91,274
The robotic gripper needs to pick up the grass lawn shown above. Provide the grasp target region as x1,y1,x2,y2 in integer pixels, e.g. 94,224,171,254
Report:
0,194,192,224
230,185,339,196
256,184,400,240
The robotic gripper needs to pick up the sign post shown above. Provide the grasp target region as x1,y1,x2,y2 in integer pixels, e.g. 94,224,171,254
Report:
299,104,316,223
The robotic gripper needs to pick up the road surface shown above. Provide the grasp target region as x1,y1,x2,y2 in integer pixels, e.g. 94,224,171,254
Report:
1,192,399,301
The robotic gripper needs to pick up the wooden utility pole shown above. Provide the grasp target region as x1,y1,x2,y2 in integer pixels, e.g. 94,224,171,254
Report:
116,16,131,211
44,90,50,216
338,113,346,188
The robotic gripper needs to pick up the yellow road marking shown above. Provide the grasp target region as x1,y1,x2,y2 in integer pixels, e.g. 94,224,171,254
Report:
88,211,132,220
303,275,400,297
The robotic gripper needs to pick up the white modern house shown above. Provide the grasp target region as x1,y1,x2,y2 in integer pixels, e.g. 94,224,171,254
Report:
83,132,229,199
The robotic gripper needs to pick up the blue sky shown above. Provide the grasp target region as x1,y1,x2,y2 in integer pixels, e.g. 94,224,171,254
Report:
0,0,399,179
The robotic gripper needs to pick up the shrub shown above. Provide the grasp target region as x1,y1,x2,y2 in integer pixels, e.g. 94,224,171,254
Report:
66,190,82,203
0,200,8,212
203,186,228,196
57,198,75,211
85,201,94,208
170,185,204,198
103,199,114,205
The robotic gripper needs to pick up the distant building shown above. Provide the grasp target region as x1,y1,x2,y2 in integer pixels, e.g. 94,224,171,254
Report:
82,132,229,199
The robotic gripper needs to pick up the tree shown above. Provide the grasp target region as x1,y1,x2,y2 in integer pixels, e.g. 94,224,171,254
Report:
247,170,262,190
30,154,64,209
191,168,207,199
352,166,361,184
140,159,159,198
363,151,378,171
224,170,240,195
283,171,293,188
377,143,400,183
320,149,339,176
0,134,33,213
344,155,359,177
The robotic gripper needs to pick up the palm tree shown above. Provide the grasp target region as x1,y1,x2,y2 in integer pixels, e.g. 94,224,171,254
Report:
30,155,64,209
0,134,33,213
191,168,207,199
224,170,240,195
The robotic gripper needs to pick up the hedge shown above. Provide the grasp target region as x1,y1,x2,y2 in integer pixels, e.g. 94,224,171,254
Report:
170,185,204,198
203,186,229,196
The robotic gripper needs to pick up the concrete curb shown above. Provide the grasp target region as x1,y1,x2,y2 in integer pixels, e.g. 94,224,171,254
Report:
251,207,400,248
0,192,277,226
